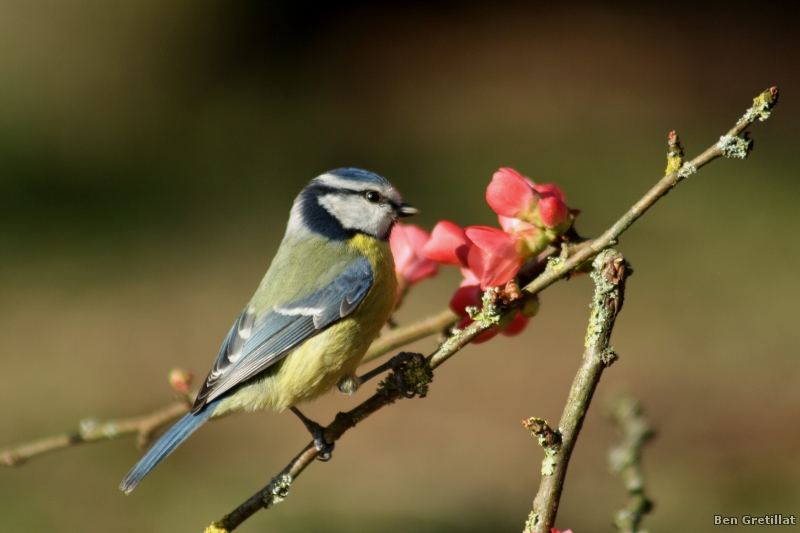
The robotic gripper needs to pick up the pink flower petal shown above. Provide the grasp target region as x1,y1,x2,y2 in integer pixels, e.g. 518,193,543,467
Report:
464,226,520,259
390,224,414,272
390,223,439,285
498,215,539,236
486,168,535,217
533,183,566,202
423,221,471,267
538,196,570,228
467,245,524,289
460,268,480,287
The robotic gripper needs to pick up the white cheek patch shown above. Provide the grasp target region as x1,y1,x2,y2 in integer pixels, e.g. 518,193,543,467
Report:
318,193,395,239
318,194,364,229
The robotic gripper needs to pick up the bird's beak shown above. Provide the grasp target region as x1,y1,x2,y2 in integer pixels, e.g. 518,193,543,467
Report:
396,203,420,218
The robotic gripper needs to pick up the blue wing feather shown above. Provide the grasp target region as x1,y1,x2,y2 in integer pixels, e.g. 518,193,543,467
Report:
190,256,373,412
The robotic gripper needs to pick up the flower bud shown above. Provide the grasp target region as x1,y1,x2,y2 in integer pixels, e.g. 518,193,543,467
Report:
169,368,193,394
538,196,570,228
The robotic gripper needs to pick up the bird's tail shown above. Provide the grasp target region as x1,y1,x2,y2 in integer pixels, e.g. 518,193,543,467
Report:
119,405,213,494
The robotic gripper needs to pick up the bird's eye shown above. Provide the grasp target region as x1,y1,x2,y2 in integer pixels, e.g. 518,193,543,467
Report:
365,191,380,203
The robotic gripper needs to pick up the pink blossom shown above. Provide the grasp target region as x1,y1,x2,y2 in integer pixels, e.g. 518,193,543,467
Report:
426,222,527,290
487,167,574,233
463,226,525,289
422,220,471,267
486,167,535,217
390,223,439,288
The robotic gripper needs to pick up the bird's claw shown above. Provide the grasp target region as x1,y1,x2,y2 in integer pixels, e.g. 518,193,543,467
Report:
307,420,335,461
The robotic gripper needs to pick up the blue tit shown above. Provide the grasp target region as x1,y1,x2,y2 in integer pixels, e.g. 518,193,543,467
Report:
120,168,418,494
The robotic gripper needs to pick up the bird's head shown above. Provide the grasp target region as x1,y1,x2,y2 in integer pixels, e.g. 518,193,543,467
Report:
290,168,418,241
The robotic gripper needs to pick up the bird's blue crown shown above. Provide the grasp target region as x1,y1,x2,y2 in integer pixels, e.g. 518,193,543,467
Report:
328,167,390,187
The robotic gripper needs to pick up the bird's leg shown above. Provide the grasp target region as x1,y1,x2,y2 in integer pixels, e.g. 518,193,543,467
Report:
358,351,424,399
289,406,334,461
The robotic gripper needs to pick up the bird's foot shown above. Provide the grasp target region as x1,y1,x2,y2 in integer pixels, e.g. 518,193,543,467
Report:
290,407,335,461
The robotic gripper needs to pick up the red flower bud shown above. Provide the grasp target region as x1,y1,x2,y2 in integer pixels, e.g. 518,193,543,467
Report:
169,368,193,394
533,183,566,202
538,196,570,228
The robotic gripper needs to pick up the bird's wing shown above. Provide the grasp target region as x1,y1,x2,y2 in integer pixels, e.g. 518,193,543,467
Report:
190,256,373,413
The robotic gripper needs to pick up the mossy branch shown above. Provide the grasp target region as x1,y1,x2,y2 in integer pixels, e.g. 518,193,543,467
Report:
525,250,631,533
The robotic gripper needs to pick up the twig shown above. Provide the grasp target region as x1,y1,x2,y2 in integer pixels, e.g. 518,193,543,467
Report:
607,395,655,533
0,399,191,467
0,310,455,468
206,355,434,532
525,250,630,533
362,308,458,365
519,87,779,300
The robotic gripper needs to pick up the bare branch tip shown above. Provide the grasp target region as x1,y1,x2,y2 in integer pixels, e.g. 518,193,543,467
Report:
665,131,684,175
740,86,780,125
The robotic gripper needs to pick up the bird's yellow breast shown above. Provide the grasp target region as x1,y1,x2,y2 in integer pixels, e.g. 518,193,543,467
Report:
214,234,397,415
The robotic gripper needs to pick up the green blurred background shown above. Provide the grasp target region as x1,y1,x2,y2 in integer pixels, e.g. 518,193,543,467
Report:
1,2,798,531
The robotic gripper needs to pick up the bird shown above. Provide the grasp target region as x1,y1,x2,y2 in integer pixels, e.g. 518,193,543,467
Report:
120,168,418,494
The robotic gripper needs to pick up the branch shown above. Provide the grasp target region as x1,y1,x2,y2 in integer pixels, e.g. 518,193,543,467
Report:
0,311,454,468
206,355,434,532
519,87,779,299
525,250,630,533
607,395,655,533
0,398,191,467
362,308,458,365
